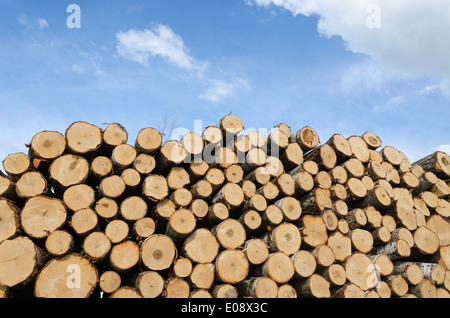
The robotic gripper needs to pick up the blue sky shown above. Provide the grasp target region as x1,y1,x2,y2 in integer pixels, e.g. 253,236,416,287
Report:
0,0,449,165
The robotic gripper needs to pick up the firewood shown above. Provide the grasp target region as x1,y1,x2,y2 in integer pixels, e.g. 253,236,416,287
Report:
105,219,129,244
304,144,337,171
362,131,382,150
237,277,278,298
45,230,74,257
212,284,238,298
0,199,20,244
342,158,365,178
413,151,450,180
165,208,196,241
291,250,316,278
29,131,67,160
2,153,31,181
134,271,164,298
99,271,121,295
238,210,262,232
326,134,353,163
189,263,215,290
243,238,269,266
66,121,102,156
292,274,331,298
21,196,67,239
279,142,303,171
348,136,370,163
263,222,301,256
83,232,111,263
131,217,155,240
255,252,294,284
300,215,328,248
182,228,219,264
212,218,246,250
49,154,89,190
35,254,98,298
110,287,143,298
215,249,249,284
63,184,95,212
290,126,320,153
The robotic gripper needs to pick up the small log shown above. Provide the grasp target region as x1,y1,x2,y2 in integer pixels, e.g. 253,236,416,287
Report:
362,131,382,150
277,284,298,298
205,167,225,191
203,126,222,146
165,208,196,241
274,196,302,222
279,142,303,171
391,262,424,286
326,134,353,163
292,274,331,298
163,277,190,298
215,249,249,284
409,279,437,298
238,210,262,232
63,184,95,212
311,244,335,268
387,274,409,297
262,205,284,228
332,283,364,298
105,219,129,244
290,126,320,153
133,153,156,175
217,115,244,145
120,196,148,221
212,218,246,250
134,271,164,298
327,231,352,262
348,136,370,163
212,284,238,298
142,175,169,202
21,196,67,240
273,172,295,196
344,208,367,230
170,188,193,208
212,183,244,208
299,215,328,248
413,151,450,180
255,252,294,284
237,277,278,298
330,166,348,184
120,168,141,190
206,202,229,224
135,128,162,154
141,235,177,271
412,226,440,257
131,217,156,240
182,228,219,264
102,123,128,152
350,229,374,254
426,215,450,246
45,230,74,257
304,144,337,171
321,263,346,287
370,254,393,277
2,153,31,181
224,164,244,184
321,210,338,232
243,193,267,212
301,188,332,214
0,236,47,288
291,250,317,278
71,208,98,237
0,199,20,243
49,154,89,190
35,254,98,298
167,166,190,190
263,222,301,256
99,175,126,199
189,263,215,290
243,239,269,266
345,253,379,291
314,171,332,189
99,271,121,295
173,257,193,278
65,121,102,156
29,131,66,160
83,232,111,263
95,197,118,220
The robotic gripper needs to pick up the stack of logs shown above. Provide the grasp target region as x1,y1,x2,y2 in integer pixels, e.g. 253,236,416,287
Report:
0,115,449,298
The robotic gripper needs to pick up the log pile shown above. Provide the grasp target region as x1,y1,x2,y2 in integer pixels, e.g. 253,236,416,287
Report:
0,115,450,298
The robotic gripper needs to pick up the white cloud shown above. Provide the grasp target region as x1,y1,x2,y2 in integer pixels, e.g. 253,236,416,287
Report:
17,15,49,29
37,18,49,29
247,0,450,84
437,144,450,155
199,77,250,103
116,24,207,72
71,64,84,74
341,59,385,95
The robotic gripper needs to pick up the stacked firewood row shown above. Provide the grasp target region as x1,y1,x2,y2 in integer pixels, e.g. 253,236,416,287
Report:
0,115,449,298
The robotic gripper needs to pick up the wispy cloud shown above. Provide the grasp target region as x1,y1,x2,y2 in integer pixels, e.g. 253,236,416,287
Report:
116,23,249,103
116,24,207,72
17,15,49,29
200,77,250,103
